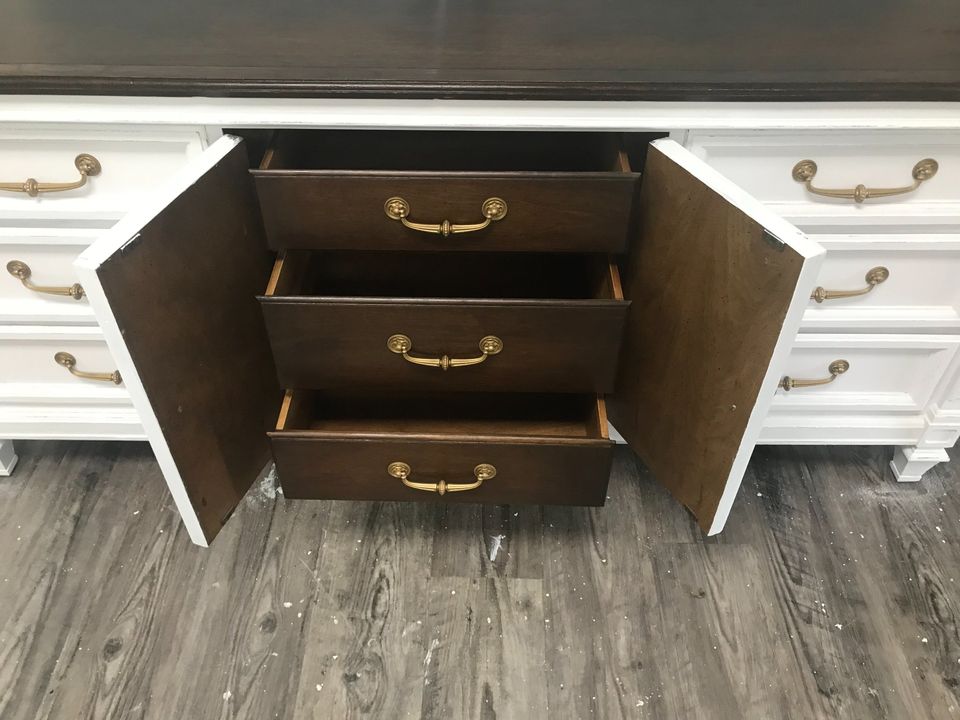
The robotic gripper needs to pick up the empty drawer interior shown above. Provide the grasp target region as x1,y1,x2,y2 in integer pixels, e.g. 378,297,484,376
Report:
275,389,609,440
263,251,623,301
259,130,632,173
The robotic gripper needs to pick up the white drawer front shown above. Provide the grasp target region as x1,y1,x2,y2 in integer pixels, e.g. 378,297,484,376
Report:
772,334,960,413
0,125,206,222
800,230,960,330
0,228,100,323
686,130,960,226
0,324,142,439
0,325,125,389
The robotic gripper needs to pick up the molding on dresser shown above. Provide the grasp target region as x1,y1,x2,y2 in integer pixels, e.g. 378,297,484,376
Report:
1,98,960,132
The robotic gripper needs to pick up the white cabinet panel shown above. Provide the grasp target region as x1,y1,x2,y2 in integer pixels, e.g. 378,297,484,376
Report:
0,325,142,439
686,130,960,226
0,325,125,389
0,125,206,222
799,230,960,330
0,227,100,323
772,334,960,413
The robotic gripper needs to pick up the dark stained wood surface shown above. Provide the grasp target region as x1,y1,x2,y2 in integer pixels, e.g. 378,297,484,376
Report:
94,141,280,544
255,131,638,253
2,440,959,718
271,390,613,506
260,252,628,394
0,0,958,100
608,143,806,534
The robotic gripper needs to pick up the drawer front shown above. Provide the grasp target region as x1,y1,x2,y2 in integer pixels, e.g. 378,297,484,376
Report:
800,231,960,330
686,130,960,225
0,125,206,222
0,325,124,388
261,299,628,393
273,437,613,506
772,334,960,413
0,228,100,323
254,174,638,253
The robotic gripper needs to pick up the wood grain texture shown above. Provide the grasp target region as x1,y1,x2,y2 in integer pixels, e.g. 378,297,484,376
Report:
0,0,957,99
608,144,805,534
261,252,628,394
94,142,280,544
271,391,614,506
254,130,637,253
2,440,960,719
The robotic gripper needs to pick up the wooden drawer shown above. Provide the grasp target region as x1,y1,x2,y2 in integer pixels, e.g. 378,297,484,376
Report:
0,125,207,222
0,227,99,324
686,130,960,225
270,390,613,505
252,130,639,253
260,251,629,393
0,325,124,388
799,228,960,330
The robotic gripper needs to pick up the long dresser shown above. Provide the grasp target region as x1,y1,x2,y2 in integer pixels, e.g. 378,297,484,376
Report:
1,107,958,547
1,0,958,546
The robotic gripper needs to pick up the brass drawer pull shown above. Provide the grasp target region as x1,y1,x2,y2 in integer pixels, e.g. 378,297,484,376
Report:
792,158,938,203
387,461,496,495
811,266,889,303
779,359,849,391
0,154,102,197
384,196,507,237
6,260,85,300
54,352,122,384
387,334,503,370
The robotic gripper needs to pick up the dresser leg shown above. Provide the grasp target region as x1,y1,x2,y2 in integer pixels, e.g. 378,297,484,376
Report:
889,446,949,483
0,439,18,476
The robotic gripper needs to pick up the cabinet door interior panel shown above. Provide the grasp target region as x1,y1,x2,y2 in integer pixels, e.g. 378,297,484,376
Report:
75,136,279,546
609,138,824,535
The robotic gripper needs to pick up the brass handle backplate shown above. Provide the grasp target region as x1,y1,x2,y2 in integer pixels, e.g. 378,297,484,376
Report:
387,334,503,370
384,196,507,237
811,266,889,303
792,158,938,203
6,260,84,300
779,359,849,391
387,461,496,495
0,154,102,197
54,352,122,384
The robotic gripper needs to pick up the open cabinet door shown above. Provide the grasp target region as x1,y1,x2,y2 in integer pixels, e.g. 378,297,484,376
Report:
609,139,824,536
75,136,279,547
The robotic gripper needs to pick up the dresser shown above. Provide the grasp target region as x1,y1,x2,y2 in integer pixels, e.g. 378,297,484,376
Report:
1,0,959,547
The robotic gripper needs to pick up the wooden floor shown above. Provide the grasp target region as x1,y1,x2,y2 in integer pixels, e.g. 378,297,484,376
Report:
1,442,959,720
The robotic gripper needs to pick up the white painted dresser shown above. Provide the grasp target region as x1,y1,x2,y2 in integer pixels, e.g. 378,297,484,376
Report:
0,99,958,543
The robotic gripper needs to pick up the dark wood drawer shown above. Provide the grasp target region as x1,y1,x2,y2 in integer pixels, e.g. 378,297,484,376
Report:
252,130,639,253
270,390,614,505
259,251,629,393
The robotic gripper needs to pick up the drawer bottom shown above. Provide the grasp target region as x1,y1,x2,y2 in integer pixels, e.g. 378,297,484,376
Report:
269,390,613,506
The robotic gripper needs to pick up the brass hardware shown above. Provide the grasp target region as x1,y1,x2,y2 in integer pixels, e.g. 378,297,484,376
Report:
387,334,503,370
384,196,507,237
779,359,849,391
387,461,496,495
792,158,938,203
0,154,102,197
54,352,122,384
811,266,889,303
6,260,84,300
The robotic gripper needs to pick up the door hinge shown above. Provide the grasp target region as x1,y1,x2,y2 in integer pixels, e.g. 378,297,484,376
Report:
763,230,786,251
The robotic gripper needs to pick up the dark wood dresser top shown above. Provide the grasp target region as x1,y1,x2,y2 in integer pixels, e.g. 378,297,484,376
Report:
1,0,958,100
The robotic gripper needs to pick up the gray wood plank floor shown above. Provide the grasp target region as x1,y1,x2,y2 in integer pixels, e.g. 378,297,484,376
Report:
1,441,959,719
